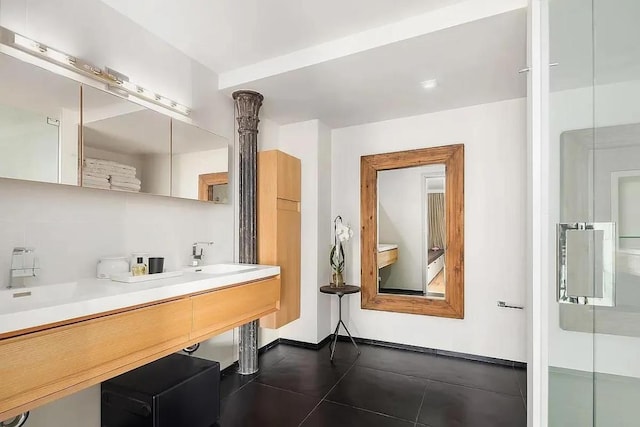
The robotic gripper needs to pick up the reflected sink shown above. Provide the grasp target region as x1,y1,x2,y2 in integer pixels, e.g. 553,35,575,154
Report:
184,263,257,275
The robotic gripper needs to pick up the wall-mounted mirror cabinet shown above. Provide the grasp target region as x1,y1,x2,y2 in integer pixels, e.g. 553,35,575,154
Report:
0,52,81,186
0,51,230,203
361,144,464,318
82,86,172,196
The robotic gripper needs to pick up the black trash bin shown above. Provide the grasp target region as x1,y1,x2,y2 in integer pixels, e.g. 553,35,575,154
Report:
101,353,220,427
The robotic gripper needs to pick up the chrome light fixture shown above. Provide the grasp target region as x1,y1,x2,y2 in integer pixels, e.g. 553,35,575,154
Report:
3,26,191,116
115,79,191,116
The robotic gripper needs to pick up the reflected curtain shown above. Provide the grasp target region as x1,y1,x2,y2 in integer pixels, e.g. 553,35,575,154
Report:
428,193,445,248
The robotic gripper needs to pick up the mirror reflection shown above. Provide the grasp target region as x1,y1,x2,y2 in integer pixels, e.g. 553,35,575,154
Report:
171,120,229,203
82,86,172,196
0,52,80,185
378,164,446,298
0,50,231,203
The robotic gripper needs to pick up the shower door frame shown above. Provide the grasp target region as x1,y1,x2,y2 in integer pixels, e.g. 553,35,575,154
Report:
528,0,551,426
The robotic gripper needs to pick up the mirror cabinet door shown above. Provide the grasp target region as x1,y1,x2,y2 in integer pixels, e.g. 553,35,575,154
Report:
81,86,171,196
0,52,81,186
171,119,229,202
0,51,231,203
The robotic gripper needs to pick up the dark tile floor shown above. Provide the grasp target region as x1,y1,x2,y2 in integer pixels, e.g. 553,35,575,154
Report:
218,342,526,427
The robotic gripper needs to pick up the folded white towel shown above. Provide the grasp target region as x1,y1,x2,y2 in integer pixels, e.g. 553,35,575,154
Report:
84,166,137,177
109,175,141,185
83,172,109,180
111,181,141,191
83,176,109,185
111,185,141,193
85,158,136,173
82,182,110,190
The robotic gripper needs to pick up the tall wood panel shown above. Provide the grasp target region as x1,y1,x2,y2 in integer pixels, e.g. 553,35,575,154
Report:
258,150,301,328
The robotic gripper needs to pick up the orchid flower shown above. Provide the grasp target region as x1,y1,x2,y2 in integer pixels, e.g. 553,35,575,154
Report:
336,222,354,242
330,216,352,275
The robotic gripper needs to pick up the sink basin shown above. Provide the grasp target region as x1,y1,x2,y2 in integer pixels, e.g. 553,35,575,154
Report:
0,282,81,313
185,263,257,275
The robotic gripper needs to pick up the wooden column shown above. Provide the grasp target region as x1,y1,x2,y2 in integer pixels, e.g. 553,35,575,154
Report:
233,90,263,375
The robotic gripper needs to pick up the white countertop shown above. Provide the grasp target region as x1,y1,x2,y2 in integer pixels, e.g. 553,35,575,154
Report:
378,244,398,252
0,263,279,336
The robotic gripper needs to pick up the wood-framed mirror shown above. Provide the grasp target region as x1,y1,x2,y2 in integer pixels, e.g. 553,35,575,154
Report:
360,144,464,318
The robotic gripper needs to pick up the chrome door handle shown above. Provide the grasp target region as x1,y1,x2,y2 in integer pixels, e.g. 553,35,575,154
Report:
557,222,616,306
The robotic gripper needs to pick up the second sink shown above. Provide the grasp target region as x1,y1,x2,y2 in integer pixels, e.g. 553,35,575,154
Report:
184,263,257,275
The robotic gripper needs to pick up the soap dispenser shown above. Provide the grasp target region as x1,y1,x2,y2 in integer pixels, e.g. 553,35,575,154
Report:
131,257,147,276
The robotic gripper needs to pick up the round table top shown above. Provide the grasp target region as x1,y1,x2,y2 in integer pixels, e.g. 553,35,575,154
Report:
319,285,361,296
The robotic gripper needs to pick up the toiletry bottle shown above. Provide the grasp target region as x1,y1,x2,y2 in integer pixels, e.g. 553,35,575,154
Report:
131,257,147,276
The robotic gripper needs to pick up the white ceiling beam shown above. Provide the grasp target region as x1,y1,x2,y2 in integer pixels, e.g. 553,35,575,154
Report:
218,0,527,89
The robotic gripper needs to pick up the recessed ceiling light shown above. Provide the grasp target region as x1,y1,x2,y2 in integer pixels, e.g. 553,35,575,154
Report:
421,79,438,90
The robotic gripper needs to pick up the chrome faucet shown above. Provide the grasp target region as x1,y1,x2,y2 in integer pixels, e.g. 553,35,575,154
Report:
8,247,39,289
191,242,213,267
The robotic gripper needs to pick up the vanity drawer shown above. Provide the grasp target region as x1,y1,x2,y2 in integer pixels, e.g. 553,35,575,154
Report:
0,298,192,417
191,276,280,339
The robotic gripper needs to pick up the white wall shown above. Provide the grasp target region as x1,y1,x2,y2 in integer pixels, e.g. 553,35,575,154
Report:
316,121,333,341
0,1,238,426
332,98,528,362
548,80,640,378
0,178,234,303
275,120,332,343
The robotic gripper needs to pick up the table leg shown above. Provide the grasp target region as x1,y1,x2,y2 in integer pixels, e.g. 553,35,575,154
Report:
339,318,360,355
329,293,361,361
329,317,341,361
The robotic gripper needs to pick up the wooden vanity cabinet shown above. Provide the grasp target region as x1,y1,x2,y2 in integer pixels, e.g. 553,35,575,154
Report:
377,247,398,268
0,299,192,421
0,275,280,421
258,150,301,329
192,276,280,339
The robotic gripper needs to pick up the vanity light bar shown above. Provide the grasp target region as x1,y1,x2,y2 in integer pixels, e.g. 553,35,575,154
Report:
14,33,77,66
7,29,191,116
116,80,191,116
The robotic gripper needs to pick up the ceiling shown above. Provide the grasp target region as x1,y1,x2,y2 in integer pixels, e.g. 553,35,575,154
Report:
100,0,528,128
100,0,467,72
227,9,527,127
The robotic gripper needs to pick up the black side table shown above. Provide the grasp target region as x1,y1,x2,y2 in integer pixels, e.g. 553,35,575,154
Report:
320,285,361,361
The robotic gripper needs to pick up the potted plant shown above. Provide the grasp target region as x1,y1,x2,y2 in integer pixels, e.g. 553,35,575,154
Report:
330,215,353,287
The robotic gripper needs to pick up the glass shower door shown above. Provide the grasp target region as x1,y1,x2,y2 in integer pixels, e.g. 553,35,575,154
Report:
550,0,640,425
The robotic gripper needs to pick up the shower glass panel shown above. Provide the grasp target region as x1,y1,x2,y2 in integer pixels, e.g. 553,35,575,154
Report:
550,0,640,425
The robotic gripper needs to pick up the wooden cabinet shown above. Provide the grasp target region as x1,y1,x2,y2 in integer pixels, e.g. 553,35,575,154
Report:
258,150,301,329
377,247,398,269
0,299,191,420
192,276,280,339
0,276,280,421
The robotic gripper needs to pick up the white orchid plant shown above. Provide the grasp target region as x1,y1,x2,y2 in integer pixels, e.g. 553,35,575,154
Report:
330,215,353,286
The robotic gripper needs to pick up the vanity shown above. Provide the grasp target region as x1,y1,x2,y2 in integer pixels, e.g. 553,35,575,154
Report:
0,264,280,421
377,244,398,269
